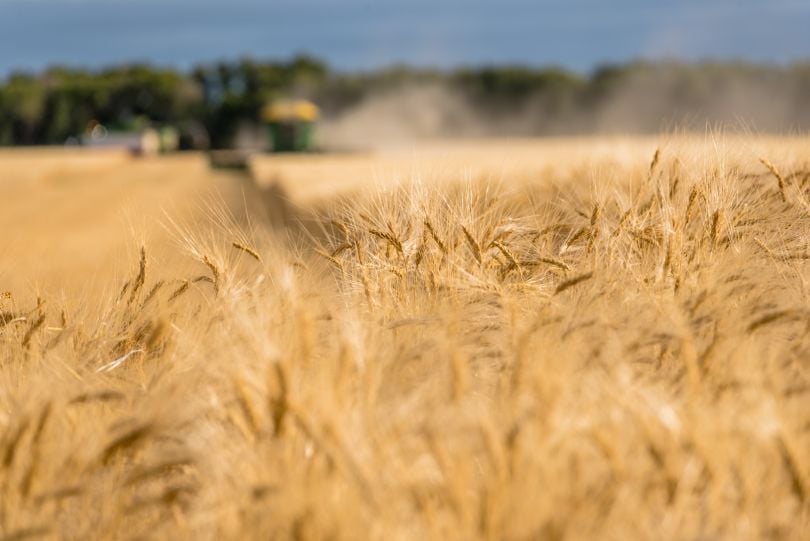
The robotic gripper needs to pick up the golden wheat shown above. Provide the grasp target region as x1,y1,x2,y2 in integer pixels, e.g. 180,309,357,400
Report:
1,137,809,540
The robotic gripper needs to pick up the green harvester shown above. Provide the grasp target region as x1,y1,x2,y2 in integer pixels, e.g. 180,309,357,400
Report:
262,99,319,152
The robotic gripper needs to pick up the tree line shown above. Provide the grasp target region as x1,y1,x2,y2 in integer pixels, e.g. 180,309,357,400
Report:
1,56,809,148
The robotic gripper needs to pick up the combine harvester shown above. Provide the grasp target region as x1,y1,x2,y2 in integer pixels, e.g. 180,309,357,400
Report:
208,98,320,171
263,99,320,152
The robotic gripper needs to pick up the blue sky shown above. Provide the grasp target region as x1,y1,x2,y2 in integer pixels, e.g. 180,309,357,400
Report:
1,0,809,75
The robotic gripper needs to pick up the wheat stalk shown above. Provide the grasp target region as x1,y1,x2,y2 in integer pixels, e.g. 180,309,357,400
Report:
649,148,661,178
461,225,482,264
554,272,593,294
128,247,147,304
491,240,521,274
424,220,448,254
202,255,221,294
168,280,190,303
760,157,788,203
369,228,403,255
232,242,263,263
331,242,353,258
315,249,345,271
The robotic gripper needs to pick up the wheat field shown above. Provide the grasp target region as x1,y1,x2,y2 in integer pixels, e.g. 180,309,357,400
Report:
1,136,809,540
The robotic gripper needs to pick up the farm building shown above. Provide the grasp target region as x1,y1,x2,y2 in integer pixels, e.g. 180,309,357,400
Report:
81,120,179,156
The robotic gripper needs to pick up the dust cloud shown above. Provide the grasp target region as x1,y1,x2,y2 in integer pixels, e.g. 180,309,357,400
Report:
318,84,486,150
317,68,810,150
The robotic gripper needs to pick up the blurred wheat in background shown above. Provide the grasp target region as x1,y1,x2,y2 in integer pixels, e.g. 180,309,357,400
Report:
1,136,809,540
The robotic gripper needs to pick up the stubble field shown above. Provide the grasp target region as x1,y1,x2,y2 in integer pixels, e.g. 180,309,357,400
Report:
1,136,809,540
